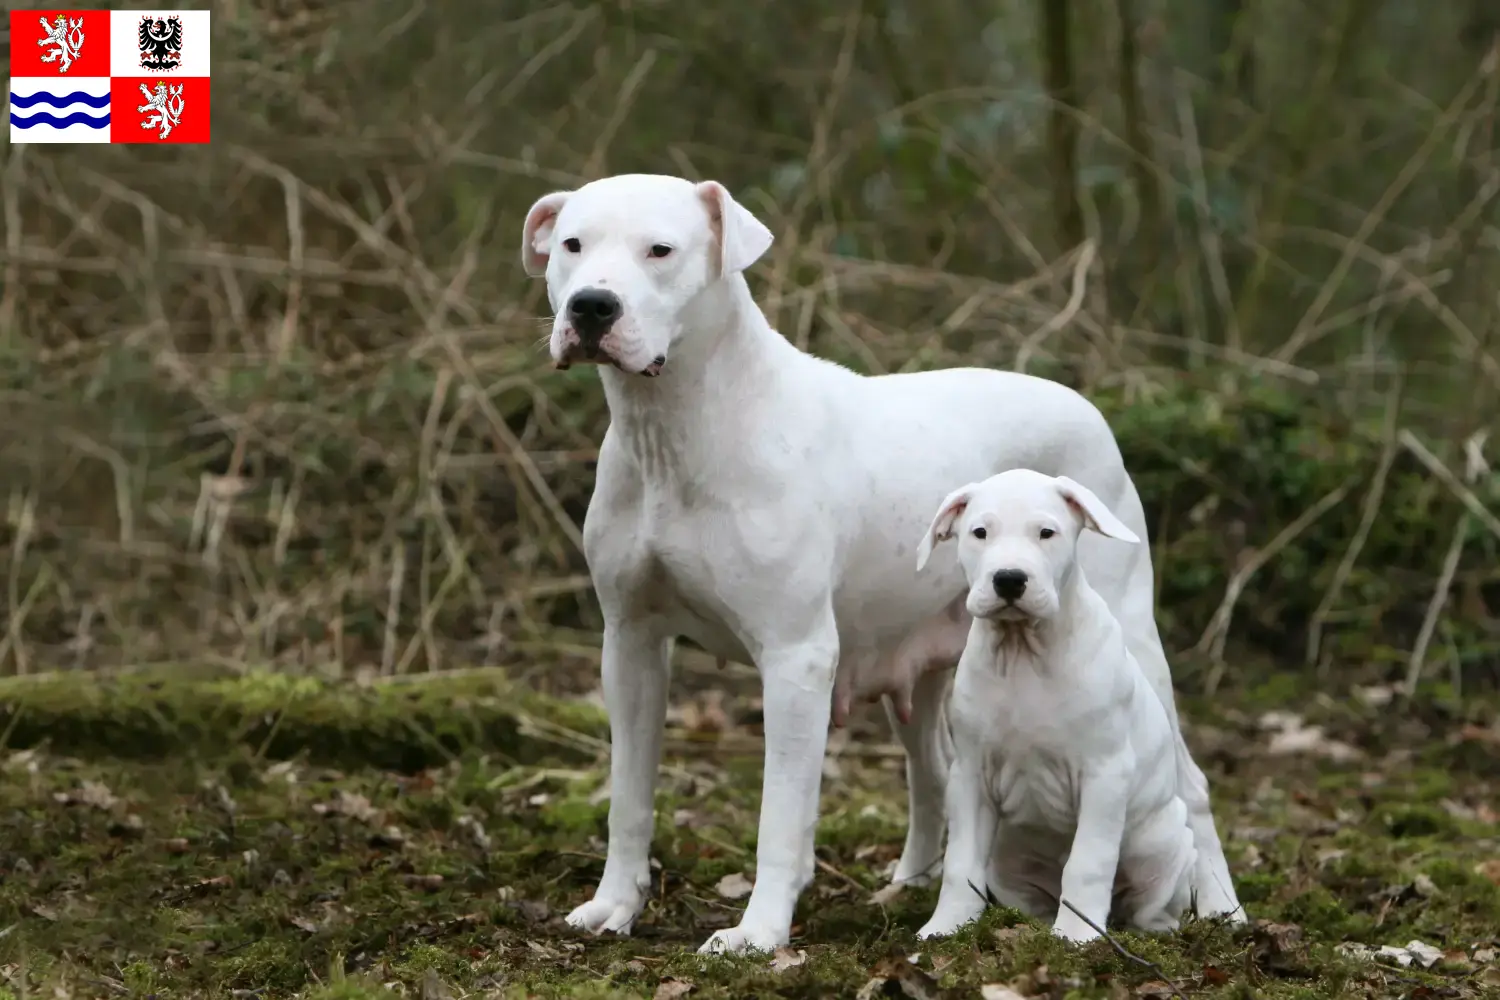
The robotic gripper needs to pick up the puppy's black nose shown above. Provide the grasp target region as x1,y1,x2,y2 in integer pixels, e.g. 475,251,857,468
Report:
567,288,622,341
992,569,1028,601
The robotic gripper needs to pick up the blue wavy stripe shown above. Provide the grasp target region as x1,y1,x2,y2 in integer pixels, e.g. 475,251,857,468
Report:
10,90,110,109
10,110,110,128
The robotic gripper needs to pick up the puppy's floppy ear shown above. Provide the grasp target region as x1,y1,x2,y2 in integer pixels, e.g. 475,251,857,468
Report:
1054,476,1141,544
916,484,978,572
521,191,572,277
697,181,774,277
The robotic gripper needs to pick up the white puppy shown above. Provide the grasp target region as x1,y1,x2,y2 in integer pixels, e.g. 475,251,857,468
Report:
521,173,1241,954
913,469,1198,942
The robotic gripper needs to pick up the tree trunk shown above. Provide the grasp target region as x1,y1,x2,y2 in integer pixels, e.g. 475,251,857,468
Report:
1040,0,1083,251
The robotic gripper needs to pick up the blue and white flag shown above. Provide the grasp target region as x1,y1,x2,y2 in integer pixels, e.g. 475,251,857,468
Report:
9,76,111,144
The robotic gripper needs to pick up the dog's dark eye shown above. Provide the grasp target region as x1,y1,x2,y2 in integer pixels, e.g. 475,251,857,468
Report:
1039,528,1056,540
648,243,673,259
971,526,987,540
562,238,581,253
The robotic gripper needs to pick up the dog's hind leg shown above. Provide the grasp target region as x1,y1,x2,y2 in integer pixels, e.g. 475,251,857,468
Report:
1175,739,1245,922
1118,798,1197,933
888,667,955,886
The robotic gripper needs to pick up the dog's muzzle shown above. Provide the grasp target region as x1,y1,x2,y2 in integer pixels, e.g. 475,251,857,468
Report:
553,289,665,377
568,287,622,348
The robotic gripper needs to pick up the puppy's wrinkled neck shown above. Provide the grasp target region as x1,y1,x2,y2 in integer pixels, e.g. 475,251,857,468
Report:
984,618,1046,667
979,570,1089,675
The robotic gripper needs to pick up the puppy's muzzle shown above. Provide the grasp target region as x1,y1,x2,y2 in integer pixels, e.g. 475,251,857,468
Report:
991,569,1028,602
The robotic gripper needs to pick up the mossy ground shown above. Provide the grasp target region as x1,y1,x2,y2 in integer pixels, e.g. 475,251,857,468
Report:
1,672,1498,999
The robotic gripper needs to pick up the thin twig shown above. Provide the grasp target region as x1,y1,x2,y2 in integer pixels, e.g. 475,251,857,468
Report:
1404,430,1490,696
1199,478,1357,695
1174,71,1239,353
1276,63,1490,363
1398,429,1500,542
1306,378,1404,668
1057,898,1189,1000
1405,511,1470,697
1016,240,1096,372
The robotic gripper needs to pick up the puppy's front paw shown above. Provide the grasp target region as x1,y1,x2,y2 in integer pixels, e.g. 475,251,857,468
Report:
1050,912,1101,943
916,909,978,940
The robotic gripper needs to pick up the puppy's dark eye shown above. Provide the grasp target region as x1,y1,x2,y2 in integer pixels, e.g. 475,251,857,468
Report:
562,238,581,253
972,526,987,540
648,244,673,259
1039,528,1056,540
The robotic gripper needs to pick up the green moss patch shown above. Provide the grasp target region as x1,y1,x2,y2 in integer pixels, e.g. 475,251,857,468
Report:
2,678,1499,998
0,669,607,772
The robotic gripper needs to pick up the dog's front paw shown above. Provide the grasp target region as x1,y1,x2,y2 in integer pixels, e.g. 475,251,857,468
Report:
1050,912,1101,943
889,855,941,888
697,920,786,955
565,887,646,936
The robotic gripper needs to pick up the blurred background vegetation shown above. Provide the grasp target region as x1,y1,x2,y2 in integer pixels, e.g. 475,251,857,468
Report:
2,0,1498,696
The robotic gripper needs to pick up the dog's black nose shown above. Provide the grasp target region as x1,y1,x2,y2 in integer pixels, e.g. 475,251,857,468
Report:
992,569,1028,601
567,288,622,341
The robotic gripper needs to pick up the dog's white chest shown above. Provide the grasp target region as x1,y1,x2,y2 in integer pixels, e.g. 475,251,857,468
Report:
955,656,1123,833
985,746,1079,831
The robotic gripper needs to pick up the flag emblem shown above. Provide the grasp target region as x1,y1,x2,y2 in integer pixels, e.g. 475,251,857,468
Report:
37,14,87,73
137,15,182,72
7,9,210,144
136,80,184,139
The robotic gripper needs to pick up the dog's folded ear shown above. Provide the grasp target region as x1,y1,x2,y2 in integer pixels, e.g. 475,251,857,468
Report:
522,191,572,277
916,484,977,572
1054,476,1141,544
697,181,774,277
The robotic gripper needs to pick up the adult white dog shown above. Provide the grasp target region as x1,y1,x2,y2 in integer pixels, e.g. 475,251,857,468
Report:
520,173,1241,954
912,469,1198,942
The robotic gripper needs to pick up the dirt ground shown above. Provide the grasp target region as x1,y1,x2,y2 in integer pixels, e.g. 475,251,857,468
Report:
1,670,1498,1000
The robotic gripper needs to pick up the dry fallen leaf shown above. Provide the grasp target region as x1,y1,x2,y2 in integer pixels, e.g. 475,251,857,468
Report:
769,947,806,972
979,986,1027,1000
653,977,694,1000
860,953,944,1000
1258,711,1361,762
77,780,122,810
312,789,381,824
1475,859,1500,885
419,968,454,1000
1376,940,1443,969
715,872,753,899
54,780,122,811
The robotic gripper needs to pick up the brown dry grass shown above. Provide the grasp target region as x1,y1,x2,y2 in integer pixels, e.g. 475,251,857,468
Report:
2,0,1499,687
